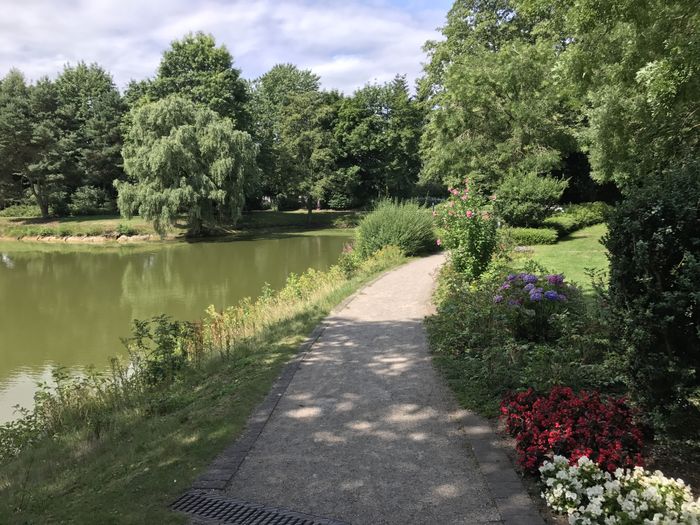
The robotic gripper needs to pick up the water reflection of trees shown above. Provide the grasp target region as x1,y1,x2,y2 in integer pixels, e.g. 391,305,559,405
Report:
0,235,348,379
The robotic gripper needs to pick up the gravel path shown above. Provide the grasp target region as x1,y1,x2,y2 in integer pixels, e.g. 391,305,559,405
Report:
190,255,544,525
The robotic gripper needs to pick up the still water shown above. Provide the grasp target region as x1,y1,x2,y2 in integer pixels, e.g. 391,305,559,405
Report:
0,232,349,422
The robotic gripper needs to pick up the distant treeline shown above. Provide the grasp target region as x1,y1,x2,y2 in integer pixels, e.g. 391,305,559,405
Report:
0,0,696,232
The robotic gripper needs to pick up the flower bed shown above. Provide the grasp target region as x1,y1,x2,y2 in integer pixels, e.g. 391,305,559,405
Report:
501,387,644,474
540,455,700,524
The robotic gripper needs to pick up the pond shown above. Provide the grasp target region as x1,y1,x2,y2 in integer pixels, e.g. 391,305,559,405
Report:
0,231,350,422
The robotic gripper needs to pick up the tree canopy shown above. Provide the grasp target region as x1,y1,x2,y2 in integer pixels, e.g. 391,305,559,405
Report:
115,96,258,235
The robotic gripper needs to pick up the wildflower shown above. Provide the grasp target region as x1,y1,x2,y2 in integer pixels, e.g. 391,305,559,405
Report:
493,295,503,303
466,210,474,218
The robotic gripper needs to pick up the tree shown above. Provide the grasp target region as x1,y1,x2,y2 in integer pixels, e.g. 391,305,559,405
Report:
419,0,579,192
0,72,65,217
249,64,322,206
54,62,125,194
115,96,259,235
334,76,423,206
150,32,250,130
559,0,699,188
277,91,339,215
0,70,31,206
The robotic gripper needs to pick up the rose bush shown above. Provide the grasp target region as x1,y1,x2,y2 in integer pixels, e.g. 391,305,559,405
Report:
434,178,497,279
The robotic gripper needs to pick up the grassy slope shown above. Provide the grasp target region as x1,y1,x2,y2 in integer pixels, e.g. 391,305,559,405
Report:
0,210,362,241
0,267,387,524
521,223,608,290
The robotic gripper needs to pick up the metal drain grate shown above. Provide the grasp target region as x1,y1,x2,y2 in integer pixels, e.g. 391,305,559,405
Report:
171,491,349,525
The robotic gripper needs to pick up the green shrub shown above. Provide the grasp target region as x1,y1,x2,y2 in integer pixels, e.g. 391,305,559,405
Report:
68,186,116,216
434,179,498,279
501,227,558,245
355,200,436,257
116,223,138,236
427,263,619,416
544,201,610,235
0,203,41,218
495,172,568,226
604,164,700,423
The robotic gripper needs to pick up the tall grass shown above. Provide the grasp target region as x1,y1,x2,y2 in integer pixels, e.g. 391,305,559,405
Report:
355,200,436,258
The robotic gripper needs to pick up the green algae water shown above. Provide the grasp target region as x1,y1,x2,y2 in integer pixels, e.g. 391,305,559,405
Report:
0,231,350,422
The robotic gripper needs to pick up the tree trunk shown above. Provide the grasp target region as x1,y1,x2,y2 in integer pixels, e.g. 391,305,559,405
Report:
30,183,50,218
306,195,313,224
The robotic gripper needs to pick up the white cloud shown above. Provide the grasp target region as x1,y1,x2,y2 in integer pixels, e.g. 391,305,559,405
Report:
0,0,449,93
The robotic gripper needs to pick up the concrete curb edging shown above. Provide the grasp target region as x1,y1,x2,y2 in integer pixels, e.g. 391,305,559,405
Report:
459,412,545,525
190,269,394,491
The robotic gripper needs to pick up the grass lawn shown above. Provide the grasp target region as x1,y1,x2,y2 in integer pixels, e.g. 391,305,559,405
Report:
0,262,394,523
0,209,363,241
520,223,609,290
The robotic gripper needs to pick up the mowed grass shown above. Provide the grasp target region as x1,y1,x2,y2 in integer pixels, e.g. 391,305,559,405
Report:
521,223,609,290
0,210,362,241
0,269,384,524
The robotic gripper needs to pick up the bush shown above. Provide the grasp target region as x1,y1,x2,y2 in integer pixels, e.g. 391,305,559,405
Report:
494,172,568,227
501,387,644,474
434,179,498,278
355,200,436,257
68,186,116,216
0,203,41,218
543,201,610,236
540,456,700,523
492,272,583,342
604,164,700,421
501,227,558,245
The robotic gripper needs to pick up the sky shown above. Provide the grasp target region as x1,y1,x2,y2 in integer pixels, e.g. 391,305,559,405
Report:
0,0,452,94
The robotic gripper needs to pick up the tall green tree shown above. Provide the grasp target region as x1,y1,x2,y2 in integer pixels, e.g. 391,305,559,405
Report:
115,96,259,235
334,76,423,206
559,0,699,188
150,32,250,130
0,70,31,206
0,72,65,217
54,62,125,194
249,64,322,205
277,91,339,215
420,0,579,192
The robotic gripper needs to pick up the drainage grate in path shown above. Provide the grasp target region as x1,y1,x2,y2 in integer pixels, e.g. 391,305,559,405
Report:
171,491,350,525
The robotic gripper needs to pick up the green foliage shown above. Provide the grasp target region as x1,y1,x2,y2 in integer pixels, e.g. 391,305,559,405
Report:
276,90,339,211
116,96,259,235
355,200,436,257
54,62,125,192
543,201,610,236
495,172,568,227
434,179,498,278
427,262,621,417
502,227,558,246
149,32,249,128
420,1,580,190
333,76,423,206
249,64,321,203
604,164,700,422
560,0,699,187
0,203,40,218
68,185,115,216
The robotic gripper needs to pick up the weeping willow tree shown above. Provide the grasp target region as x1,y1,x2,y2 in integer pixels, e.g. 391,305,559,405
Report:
115,95,259,235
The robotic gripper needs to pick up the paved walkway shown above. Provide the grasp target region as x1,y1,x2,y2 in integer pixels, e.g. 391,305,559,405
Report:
190,255,544,525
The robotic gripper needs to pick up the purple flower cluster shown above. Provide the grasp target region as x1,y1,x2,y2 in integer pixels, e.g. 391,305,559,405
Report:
493,273,570,305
